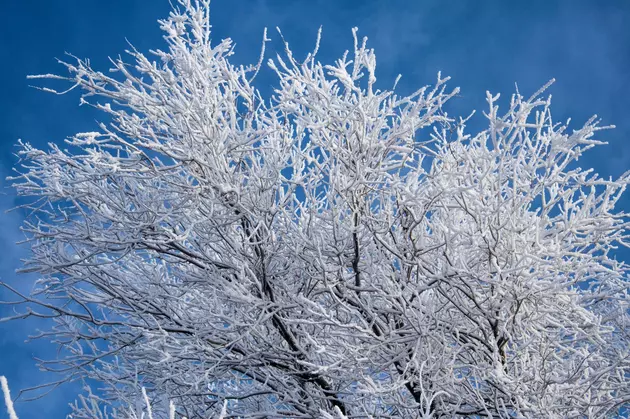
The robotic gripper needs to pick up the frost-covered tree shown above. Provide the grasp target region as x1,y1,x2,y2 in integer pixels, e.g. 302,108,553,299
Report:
3,1,629,417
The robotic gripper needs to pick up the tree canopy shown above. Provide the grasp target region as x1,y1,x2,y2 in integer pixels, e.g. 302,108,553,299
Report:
3,0,629,417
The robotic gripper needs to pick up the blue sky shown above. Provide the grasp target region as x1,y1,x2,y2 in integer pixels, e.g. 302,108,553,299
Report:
1,1,629,418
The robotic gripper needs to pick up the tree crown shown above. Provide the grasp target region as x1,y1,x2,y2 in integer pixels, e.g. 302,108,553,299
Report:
4,1,629,417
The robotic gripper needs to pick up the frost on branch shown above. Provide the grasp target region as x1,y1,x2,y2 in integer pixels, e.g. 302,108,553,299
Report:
5,0,630,417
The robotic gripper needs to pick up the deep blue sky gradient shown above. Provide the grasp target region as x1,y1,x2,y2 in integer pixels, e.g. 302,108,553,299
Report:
1,1,629,417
